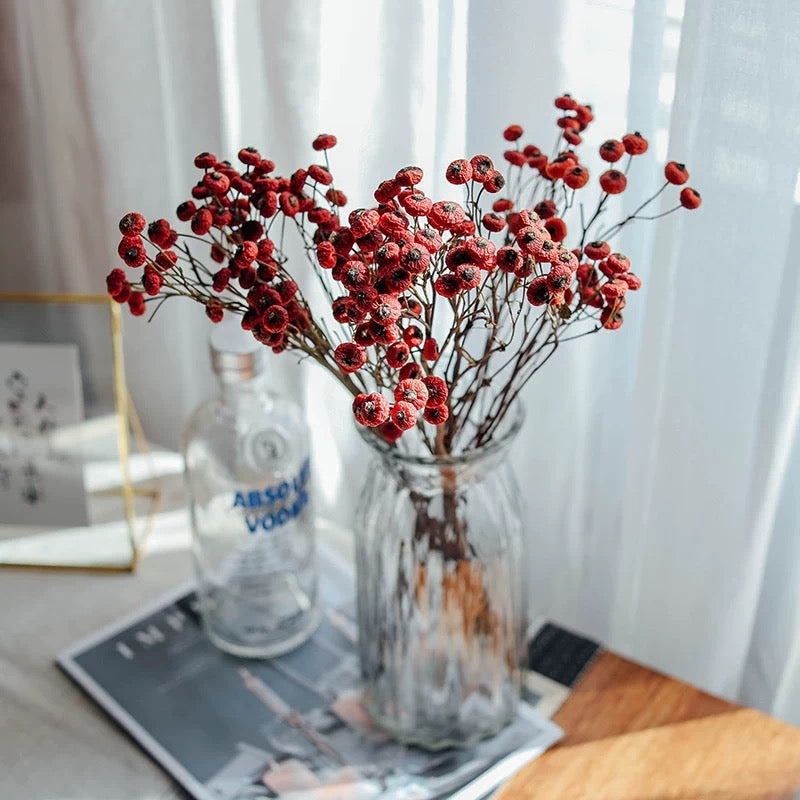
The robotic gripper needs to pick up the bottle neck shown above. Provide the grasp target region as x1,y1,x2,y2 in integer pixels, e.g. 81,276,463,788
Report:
218,371,270,407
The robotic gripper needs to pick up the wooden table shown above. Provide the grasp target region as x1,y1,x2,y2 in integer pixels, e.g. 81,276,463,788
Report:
499,651,800,800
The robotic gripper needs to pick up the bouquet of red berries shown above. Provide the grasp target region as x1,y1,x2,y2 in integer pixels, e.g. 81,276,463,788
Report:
108,93,700,455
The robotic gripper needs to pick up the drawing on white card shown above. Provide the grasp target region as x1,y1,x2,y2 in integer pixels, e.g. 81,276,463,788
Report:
0,342,89,527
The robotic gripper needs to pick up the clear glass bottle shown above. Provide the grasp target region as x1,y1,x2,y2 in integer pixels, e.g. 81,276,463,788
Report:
182,323,319,658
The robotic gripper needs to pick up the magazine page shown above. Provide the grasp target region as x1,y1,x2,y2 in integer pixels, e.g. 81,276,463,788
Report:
58,545,562,800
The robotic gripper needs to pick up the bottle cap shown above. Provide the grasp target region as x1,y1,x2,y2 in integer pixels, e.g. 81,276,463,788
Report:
209,317,265,382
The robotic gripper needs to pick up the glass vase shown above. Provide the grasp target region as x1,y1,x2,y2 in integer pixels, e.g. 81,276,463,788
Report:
354,407,525,750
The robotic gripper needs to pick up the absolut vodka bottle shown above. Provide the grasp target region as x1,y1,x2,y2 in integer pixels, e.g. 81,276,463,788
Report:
182,322,319,657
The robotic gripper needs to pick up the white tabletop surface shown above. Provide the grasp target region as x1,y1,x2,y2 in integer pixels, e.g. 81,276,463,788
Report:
1,510,197,800
1,507,357,800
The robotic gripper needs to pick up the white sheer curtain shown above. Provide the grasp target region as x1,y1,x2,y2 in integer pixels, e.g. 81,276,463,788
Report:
3,0,800,724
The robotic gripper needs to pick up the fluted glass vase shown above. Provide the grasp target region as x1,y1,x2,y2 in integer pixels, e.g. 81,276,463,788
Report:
354,407,525,750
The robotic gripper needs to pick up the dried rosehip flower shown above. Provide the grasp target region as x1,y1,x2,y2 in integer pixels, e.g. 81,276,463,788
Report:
504,125,523,141
353,392,390,427
496,246,521,273
422,337,439,361
394,379,428,410
380,420,404,442
434,273,460,299
422,376,448,407
622,132,648,155
105,268,126,297
423,404,449,425
128,291,146,316
191,208,213,235
194,151,217,169
554,93,577,111
347,208,378,238
470,154,494,182
607,252,631,273
398,362,423,381
599,169,627,194
526,276,551,306
544,218,567,243
534,199,557,219
446,159,473,185
680,187,702,209
428,201,465,229
175,201,196,222
386,341,411,368
262,305,289,332
663,161,689,185
390,401,418,430
621,273,643,291
371,294,401,325
601,306,624,329
119,212,146,237
395,165,424,186
483,170,506,193
414,227,442,253
401,191,432,217
334,342,367,373
564,165,589,189
205,303,224,323
515,254,537,279
482,212,506,233
212,268,231,292
402,325,424,348
325,188,347,206
238,146,261,165
119,238,146,268
547,265,572,292
504,150,527,167
142,266,162,296
312,133,337,151
584,240,610,260
597,139,623,164
203,171,230,195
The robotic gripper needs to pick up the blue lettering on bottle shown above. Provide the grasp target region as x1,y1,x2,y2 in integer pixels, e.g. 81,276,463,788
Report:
233,459,311,533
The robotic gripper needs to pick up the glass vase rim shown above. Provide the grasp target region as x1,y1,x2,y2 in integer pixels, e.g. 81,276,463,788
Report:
355,401,525,467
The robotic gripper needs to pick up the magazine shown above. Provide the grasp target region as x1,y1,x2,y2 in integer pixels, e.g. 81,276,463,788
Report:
58,546,589,800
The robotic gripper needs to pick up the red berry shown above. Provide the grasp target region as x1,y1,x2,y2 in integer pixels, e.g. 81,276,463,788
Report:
386,342,411,369
526,276,551,306
128,291,146,316
142,266,162,296
601,306,624,329
554,94,577,111
664,161,689,185
119,212,146,237
312,133,337,151
446,159,473,185
423,404,449,425
599,169,627,194
353,393,390,427
503,124,524,141
399,362,423,381
680,187,702,209
191,208,213,235
205,303,224,323
422,337,439,362
470,154,494,182
238,146,261,165
422,376,448,407
390,401,418,431
564,165,589,189
334,342,367,373
194,151,217,169
394,379,428,410
599,139,624,163
544,217,567,243
584,240,610,260
395,165,424,187
622,132,648,155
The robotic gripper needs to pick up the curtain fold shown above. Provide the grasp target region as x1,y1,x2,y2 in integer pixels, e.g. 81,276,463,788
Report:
3,0,800,724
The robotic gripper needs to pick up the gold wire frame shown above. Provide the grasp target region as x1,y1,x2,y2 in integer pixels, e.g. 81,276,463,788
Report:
0,292,160,572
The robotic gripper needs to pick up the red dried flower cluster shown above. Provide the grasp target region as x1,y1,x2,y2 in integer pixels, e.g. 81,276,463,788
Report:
108,93,701,454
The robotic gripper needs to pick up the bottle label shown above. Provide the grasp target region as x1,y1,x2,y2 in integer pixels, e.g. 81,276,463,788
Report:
232,457,311,534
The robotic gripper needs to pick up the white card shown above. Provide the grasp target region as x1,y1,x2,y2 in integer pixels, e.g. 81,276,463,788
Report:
0,342,90,527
